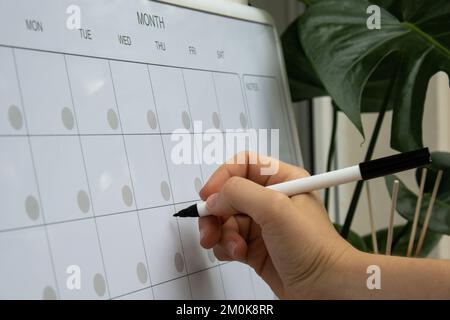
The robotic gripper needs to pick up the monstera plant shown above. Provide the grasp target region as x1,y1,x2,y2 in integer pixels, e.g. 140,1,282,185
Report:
282,0,450,255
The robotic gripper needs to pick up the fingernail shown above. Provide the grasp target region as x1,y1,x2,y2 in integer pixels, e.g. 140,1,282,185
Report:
226,241,237,258
206,193,219,210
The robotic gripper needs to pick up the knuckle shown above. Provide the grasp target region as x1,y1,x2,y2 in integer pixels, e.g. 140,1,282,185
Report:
222,176,242,196
267,192,290,212
213,246,229,262
298,168,311,177
226,151,248,165
237,150,251,159
198,216,206,229
288,167,310,181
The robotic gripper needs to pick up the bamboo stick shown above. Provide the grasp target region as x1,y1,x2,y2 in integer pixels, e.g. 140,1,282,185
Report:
407,168,427,257
386,180,399,256
415,170,443,257
366,182,378,254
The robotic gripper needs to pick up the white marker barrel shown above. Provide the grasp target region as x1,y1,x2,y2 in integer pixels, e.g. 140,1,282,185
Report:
267,165,362,196
196,165,361,217
197,201,209,217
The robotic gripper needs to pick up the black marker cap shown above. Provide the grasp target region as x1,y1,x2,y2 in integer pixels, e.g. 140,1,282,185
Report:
359,148,431,180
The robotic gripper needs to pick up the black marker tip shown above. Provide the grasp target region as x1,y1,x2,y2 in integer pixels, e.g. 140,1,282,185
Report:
173,204,200,218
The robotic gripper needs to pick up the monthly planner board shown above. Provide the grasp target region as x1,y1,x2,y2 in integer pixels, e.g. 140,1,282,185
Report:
0,0,300,299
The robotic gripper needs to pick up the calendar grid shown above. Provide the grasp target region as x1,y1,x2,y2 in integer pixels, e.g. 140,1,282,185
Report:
0,42,278,300
0,44,245,80
210,72,226,132
0,0,297,299
11,47,61,299
0,200,205,235
108,59,157,299
0,132,250,138
239,75,254,129
146,63,194,299
63,54,112,299
181,68,227,299
222,66,261,301
111,263,226,300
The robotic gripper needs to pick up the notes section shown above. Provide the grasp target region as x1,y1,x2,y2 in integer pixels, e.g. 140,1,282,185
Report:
244,75,294,164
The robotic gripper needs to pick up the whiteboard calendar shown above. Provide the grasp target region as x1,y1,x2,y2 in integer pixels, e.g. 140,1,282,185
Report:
0,0,300,299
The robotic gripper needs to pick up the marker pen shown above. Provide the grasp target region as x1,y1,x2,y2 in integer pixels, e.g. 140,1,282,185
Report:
173,148,431,218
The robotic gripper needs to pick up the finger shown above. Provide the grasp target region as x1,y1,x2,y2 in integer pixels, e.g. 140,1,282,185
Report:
233,214,255,242
217,218,248,262
198,216,221,249
200,152,309,199
213,244,232,262
205,176,295,227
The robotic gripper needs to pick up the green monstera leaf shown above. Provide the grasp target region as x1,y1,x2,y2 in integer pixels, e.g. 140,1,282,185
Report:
281,18,327,101
359,54,398,113
299,0,450,152
415,152,450,203
385,153,450,235
282,17,394,113
297,0,313,6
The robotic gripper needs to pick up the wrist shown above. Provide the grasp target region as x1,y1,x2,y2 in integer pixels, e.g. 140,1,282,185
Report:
293,242,363,299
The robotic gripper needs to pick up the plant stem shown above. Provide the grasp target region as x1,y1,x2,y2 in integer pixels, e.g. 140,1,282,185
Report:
340,113,385,238
324,104,338,211
340,69,399,239
391,222,412,254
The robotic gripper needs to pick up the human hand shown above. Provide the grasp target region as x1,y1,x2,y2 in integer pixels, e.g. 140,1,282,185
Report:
198,152,355,299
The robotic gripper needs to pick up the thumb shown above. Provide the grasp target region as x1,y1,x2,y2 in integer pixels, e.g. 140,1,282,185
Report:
205,176,294,227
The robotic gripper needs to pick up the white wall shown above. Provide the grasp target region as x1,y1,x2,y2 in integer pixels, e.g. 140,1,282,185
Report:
427,73,450,259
